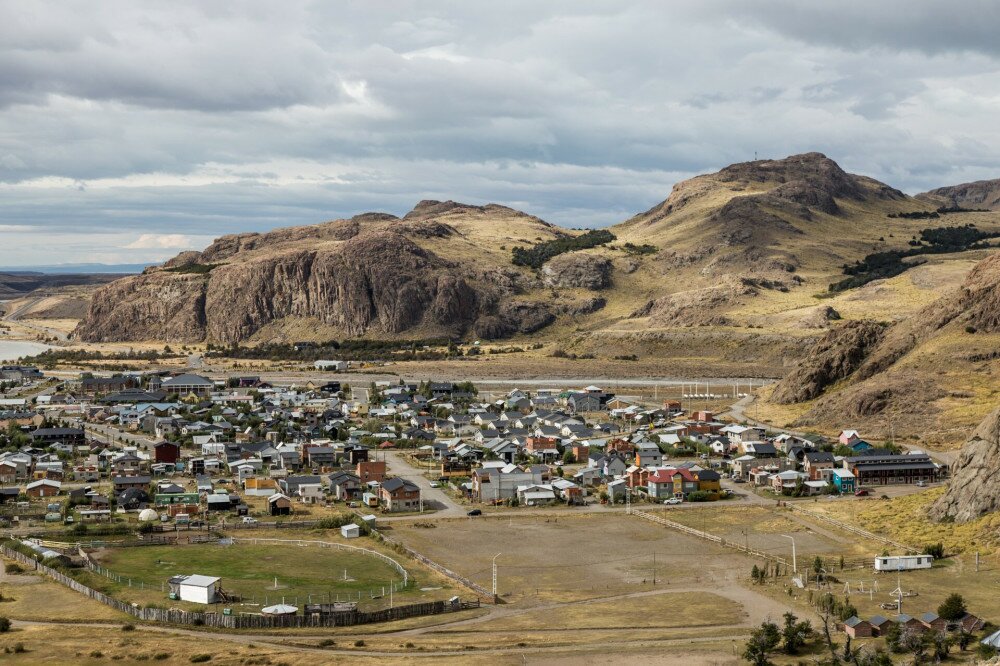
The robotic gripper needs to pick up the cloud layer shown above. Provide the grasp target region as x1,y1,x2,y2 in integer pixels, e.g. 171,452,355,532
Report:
2,1,1000,265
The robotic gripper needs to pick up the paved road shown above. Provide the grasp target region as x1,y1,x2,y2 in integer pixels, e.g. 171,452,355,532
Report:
74,419,158,452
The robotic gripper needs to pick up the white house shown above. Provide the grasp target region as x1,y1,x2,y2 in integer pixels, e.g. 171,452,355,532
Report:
874,555,933,572
314,360,349,371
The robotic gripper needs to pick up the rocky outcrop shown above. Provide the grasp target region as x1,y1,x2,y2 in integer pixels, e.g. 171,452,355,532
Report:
929,407,1000,522
798,305,841,329
922,179,1000,211
541,254,612,290
770,320,889,404
78,227,492,343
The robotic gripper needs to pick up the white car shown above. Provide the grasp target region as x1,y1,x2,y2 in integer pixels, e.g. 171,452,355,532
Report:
663,497,683,505
429,482,440,488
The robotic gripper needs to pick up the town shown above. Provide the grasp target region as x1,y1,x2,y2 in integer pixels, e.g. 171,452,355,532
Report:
2,361,994,664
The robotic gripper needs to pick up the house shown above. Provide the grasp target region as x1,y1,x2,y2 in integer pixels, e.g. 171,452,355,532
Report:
803,451,836,480
920,612,947,632
869,615,892,636
770,470,808,493
328,471,361,500
829,468,856,494
171,574,221,604
243,478,277,497
838,430,861,447
896,614,927,634
843,616,874,638
517,484,557,506
113,475,151,493
380,477,421,512
694,469,722,496
874,554,933,571
357,460,386,483
635,441,663,467
267,492,292,516
340,523,360,538
25,479,61,498
154,441,181,464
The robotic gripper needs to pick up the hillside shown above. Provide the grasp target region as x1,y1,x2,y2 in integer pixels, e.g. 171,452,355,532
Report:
761,249,1000,447
75,154,1000,368
922,179,1000,211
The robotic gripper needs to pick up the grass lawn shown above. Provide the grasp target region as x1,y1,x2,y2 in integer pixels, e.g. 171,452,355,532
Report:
91,541,427,609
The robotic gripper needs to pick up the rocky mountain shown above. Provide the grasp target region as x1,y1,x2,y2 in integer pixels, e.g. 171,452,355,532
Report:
922,179,1000,211
929,406,1000,523
76,153,999,350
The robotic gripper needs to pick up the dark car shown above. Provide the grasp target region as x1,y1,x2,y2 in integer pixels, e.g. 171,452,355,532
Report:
467,509,482,517
854,489,869,497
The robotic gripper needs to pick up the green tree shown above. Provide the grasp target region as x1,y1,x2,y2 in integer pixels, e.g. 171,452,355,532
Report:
781,612,812,655
562,450,576,464
743,620,781,666
937,593,967,621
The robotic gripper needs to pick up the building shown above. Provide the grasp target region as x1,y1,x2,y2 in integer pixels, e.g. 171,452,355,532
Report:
161,374,214,397
30,427,85,446
829,468,856,493
847,453,939,486
340,523,360,538
803,451,836,480
267,493,292,516
874,554,933,571
844,617,874,638
153,441,181,464
356,460,386,483
314,360,349,371
25,479,61,498
379,477,421,512
170,575,221,604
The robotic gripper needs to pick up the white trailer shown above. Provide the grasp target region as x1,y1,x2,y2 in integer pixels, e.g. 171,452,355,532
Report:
874,555,933,571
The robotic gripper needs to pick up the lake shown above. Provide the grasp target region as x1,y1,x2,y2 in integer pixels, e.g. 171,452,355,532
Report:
0,340,51,361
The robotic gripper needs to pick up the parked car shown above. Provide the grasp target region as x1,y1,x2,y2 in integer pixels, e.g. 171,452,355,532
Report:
241,516,258,525
467,509,482,516
429,482,440,488
732,477,746,484
854,489,870,497
663,497,683,505
916,480,926,487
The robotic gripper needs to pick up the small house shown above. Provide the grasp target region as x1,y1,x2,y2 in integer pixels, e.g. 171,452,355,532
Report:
920,612,947,632
340,523,360,539
844,616,874,638
170,574,221,604
267,492,292,516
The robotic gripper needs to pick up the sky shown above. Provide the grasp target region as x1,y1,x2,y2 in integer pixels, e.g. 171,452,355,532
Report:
2,1,1000,268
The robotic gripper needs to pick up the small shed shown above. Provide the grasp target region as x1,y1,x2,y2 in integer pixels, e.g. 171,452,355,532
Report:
844,616,874,638
267,492,292,516
359,514,377,528
340,523,360,539
869,614,892,635
874,555,933,571
920,612,947,632
170,574,221,604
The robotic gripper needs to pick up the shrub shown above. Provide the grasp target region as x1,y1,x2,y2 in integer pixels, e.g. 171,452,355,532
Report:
153,654,171,661
924,542,945,559
0,616,10,632
90,651,104,658
318,639,335,647
189,655,212,663
121,623,136,632
4,563,23,574
511,229,616,269
353,640,366,647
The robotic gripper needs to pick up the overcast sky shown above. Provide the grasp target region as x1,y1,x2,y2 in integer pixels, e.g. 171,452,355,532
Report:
3,1,1000,267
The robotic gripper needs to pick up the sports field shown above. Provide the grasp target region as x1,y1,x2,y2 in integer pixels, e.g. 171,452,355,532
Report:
89,540,448,609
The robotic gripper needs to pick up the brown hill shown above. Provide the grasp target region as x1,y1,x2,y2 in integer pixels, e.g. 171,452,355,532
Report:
922,179,1000,211
76,153,991,349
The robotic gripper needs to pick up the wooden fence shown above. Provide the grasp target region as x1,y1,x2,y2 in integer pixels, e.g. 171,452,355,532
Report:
373,529,497,603
787,505,919,554
630,508,789,566
0,543,475,629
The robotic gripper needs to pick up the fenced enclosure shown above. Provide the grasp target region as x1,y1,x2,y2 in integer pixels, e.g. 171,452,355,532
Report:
0,542,478,629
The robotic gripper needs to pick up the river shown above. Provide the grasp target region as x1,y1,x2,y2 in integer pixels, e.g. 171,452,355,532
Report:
0,340,51,361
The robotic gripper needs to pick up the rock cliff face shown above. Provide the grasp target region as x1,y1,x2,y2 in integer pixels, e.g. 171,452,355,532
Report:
769,320,889,404
929,407,1000,522
76,208,529,343
541,253,612,290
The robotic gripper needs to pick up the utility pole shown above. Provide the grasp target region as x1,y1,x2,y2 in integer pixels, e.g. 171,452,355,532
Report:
780,534,797,573
652,551,657,585
492,553,501,599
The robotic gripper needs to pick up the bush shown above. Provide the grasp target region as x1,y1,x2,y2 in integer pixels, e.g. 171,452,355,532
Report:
189,655,212,663
153,654,171,661
121,623,136,632
511,229,616,269
354,640,366,647
4,563,23,574
318,639,335,647
0,616,10,632
90,651,104,658
924,542,945,559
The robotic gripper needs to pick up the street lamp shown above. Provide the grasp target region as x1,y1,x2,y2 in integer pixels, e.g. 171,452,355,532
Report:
780,534,797,573
492,553,501,599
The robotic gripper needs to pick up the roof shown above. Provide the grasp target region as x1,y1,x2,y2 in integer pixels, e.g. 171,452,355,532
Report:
179,574,219,587
381,477,419,493
920,612,940,622
869,614,889,626
163,374,213,387
844,616,867,627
